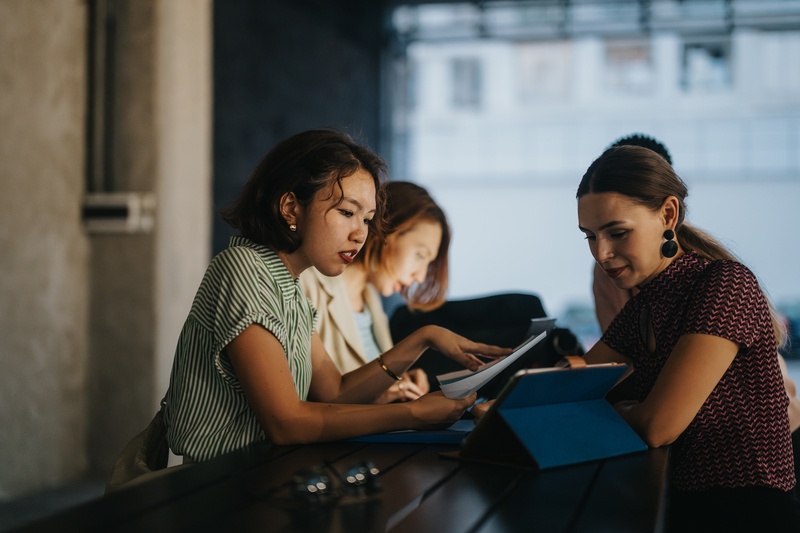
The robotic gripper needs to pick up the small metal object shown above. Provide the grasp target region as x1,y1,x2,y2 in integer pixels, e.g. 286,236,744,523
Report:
290,466,339,504
341,461,381,497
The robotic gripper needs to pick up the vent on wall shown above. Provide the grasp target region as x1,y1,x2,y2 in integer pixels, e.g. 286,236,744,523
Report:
84,0,155,234
83,192,155,234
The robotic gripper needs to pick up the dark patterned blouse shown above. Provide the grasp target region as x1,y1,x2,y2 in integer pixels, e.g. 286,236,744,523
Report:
603,251,794,492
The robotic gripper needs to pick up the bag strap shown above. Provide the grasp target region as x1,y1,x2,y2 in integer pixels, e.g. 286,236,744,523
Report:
555,355,587,369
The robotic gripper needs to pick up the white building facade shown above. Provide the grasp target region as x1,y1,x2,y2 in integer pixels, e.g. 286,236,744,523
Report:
386,0,800,347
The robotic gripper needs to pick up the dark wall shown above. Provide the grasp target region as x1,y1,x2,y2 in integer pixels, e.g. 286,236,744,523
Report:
213,0,386,254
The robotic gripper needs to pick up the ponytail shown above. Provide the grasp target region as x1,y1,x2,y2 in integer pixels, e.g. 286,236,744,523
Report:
677,222,787,347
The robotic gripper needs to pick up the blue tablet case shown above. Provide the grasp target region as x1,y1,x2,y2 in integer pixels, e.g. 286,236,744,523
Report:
450,364,648,469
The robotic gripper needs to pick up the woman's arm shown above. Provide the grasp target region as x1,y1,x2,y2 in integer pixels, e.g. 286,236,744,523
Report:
313,324,511,404
778,353,800,432
615,333,738,447
583,339,630,365
227,324,476,445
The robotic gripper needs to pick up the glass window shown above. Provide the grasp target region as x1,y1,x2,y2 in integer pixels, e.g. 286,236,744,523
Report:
681,38,731,92
516,40,573,102
605,39,653,95
451,57,482,109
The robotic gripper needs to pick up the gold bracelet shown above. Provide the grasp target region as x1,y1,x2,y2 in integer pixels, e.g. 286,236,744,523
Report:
377,353,402,381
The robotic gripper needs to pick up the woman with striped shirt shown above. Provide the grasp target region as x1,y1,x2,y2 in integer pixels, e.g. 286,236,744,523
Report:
163,129,511,462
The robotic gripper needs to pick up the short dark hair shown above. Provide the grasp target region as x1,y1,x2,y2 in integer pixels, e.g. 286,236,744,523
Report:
608,133,672,165
220,129,388,252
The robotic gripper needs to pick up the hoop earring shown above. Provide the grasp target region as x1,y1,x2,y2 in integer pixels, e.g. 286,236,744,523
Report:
289,224,297,232
661,229,678,258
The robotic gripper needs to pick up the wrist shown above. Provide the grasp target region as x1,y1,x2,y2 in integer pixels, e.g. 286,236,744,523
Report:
418,324,440,349
377,353,403,381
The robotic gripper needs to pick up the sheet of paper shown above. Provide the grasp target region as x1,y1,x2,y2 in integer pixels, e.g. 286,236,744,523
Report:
437,331,548,399
524,317,556,338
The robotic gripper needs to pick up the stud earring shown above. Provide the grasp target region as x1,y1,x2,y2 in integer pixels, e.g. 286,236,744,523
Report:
661,229,678,258
289,224,297,232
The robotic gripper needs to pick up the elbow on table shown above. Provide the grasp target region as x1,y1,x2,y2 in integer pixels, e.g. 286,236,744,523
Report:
637,422,680,448
261,417,322,446
621,403,682,448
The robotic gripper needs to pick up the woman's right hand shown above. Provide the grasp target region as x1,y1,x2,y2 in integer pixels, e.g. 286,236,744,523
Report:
421,325,513,371
408,390,477,429
470,399,495,424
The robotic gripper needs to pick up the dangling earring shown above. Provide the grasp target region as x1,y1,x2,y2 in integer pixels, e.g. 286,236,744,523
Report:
289,224,297,232
661,229,678,258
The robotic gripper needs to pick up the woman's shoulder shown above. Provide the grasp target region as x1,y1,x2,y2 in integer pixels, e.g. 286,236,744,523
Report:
700,257,757,287
211,240,285,274
298,268,343,299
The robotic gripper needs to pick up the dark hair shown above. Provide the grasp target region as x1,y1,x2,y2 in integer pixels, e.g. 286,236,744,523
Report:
578,145,733,261
608,133,673,165
578,145,786,345
220,129,388,252
358,181,450,311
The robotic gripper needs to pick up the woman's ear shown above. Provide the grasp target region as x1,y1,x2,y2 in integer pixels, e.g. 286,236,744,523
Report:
279,192,299,227
661,196,680,229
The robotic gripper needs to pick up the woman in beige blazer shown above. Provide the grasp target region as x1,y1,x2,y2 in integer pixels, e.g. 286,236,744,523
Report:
300,181,451,403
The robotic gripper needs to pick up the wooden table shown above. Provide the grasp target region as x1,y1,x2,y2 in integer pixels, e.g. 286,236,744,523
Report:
14,437,668,532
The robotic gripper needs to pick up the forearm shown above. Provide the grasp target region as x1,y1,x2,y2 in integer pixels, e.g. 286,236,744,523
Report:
264,400,416,445
336,327,431,403
583,340,628,365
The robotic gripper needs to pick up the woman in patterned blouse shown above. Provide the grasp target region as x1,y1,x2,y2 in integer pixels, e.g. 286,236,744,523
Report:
577,145,800,531
163,129,511,462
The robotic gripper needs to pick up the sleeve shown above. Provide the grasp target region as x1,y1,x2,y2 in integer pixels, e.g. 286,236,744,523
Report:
683,260,768,348
601,296,642,358
210,249,289,387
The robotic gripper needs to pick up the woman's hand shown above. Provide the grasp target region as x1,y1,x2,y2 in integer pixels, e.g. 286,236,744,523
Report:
422,325,513,371
469,399,495,424
377,368,430,403
408,390,478,430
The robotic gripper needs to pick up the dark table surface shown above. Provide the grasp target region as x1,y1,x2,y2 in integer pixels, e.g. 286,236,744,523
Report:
15,436,669,533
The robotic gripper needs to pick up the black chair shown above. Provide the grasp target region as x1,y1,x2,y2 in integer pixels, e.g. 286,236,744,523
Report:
390,292,583,399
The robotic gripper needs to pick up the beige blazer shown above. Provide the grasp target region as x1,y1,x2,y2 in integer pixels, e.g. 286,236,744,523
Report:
299,268,394,374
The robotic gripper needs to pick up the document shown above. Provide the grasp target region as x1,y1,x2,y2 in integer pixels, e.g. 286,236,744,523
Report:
437,330,548,399
524,316,556,338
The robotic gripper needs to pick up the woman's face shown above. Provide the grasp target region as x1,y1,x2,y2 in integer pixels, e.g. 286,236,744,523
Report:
578,192,673,290
293,169,377,278
370,219,442,297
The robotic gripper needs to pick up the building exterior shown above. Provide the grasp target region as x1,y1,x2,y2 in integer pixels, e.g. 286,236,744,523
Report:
387,0,800,346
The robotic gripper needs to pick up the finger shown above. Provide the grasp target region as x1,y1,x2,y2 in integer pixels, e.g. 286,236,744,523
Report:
402,381,425,398
485,342,515,353
403,390,422,402
467,342,515,356
406,369,430,389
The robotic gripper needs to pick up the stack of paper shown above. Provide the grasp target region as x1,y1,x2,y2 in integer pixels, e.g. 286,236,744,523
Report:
437,331,548,399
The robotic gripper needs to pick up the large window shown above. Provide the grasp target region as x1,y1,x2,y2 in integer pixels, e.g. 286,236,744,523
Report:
386,1,800,348
451,57,482,109
516,41,573,102
681,37,731,92
605,39,654,95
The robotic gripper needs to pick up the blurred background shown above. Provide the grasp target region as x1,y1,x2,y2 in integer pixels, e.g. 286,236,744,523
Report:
2,0,799,526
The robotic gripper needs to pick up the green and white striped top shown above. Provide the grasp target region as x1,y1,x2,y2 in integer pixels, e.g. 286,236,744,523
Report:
164,236,317,461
